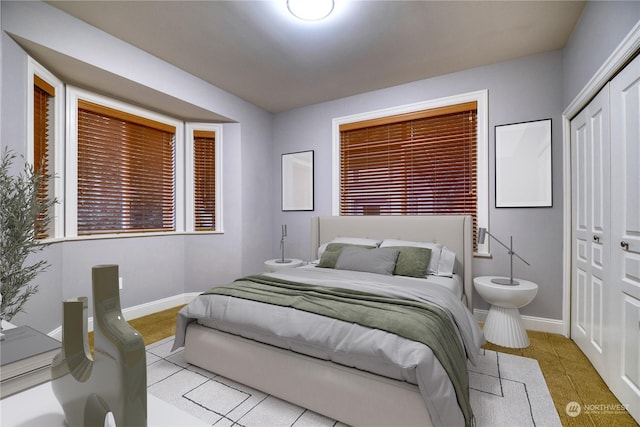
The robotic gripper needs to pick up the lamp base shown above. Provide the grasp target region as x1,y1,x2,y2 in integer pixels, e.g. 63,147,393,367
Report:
274,259,292,264
491,277,520,286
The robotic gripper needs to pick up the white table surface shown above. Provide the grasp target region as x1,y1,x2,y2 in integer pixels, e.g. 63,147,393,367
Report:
0,381,209,427
264,258,304,271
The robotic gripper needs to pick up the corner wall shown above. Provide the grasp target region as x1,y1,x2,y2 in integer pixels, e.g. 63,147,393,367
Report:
563,1,640,107
1,1,274,334
273,50,566,323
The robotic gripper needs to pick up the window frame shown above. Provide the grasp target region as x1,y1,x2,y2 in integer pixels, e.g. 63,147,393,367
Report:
65,86,185,238
27,57,65,240
185,123,224,233
332,90,489,255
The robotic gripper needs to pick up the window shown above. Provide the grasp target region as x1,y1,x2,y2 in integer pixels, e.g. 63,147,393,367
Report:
186,123,222,232
33,77,54,238
75,100,176,234
66,87,185,237
194,131,216,229
27,64,224,240
65,87,223,238
333,91,488,252
28,58,64,239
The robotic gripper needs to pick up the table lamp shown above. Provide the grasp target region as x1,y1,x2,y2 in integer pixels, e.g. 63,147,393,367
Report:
477,227,530,285
275,224,292,264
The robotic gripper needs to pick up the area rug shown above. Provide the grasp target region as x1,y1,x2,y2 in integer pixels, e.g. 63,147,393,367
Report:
146,337,561,427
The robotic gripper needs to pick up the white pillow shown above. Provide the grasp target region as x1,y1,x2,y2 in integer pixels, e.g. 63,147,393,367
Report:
436,246,456,277
317,237,382,258
380,239,442,275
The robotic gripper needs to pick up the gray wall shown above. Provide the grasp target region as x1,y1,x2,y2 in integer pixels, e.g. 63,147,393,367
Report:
1,1,275,333
272,1,640,323
273,50,565,320
563,1,640,107
3,0,639,332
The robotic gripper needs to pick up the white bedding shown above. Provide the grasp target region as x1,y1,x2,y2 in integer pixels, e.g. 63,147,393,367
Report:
422,274,464,299
173,266,483,427
303,262,464,299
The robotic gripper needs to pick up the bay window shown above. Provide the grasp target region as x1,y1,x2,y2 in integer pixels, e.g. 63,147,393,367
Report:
27,59,223,239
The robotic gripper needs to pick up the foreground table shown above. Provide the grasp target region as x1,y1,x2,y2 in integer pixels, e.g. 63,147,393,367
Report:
0,381,209,427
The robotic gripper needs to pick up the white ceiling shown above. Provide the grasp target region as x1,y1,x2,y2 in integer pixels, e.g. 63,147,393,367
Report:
46,0,585,113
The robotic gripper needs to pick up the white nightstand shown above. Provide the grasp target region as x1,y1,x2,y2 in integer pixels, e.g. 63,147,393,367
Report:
473,276,538,348
264,258,304,272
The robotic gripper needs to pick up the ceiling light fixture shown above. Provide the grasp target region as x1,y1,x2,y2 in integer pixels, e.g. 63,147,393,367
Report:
287,0,335,21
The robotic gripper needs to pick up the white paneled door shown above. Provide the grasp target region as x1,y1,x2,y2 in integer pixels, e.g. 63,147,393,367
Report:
570,86,610,379
610,53,640,422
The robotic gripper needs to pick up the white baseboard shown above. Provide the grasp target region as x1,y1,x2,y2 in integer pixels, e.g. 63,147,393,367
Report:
47,297,567,340
474,308,566,336
48,292,200,340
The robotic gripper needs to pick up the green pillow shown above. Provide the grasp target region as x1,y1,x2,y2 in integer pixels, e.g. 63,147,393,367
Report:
389,246,432,278
317,243,373,268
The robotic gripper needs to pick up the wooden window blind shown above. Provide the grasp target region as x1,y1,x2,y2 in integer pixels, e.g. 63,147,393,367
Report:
33,76,55,238
339,101,478,241
76,99,176,235
193,130,216,231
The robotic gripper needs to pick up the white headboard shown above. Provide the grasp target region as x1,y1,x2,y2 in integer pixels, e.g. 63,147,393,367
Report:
310,215,473,310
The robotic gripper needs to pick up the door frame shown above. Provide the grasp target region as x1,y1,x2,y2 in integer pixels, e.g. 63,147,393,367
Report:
562,22,640,338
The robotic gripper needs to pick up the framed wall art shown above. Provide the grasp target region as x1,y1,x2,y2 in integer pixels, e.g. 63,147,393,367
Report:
495,119,552,208
281,150,314,211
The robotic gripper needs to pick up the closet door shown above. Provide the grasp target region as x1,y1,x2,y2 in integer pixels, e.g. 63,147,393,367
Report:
570,85,610,379
610,54,640,421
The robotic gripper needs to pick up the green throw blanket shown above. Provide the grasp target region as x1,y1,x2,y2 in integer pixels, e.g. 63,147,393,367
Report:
204,274,473,427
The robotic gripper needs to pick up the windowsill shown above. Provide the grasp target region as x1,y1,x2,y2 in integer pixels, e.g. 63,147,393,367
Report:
38,230,224,244
474,251,493,259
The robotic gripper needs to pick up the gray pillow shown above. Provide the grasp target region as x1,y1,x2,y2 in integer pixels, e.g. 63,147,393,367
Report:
317,243,372,268
335,246,400,276
388,246,432,278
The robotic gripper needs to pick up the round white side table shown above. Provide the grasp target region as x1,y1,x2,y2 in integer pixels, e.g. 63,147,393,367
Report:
473,276,538,348
264,258,304,272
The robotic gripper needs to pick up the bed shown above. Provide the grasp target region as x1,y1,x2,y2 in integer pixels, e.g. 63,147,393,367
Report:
173,215,483,427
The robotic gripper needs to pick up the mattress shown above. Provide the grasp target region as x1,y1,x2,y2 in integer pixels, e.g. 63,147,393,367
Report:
174,266,483,427
302,263,464,299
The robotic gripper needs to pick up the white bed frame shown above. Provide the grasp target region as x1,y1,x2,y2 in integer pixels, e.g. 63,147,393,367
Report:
184,215,473,427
